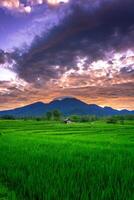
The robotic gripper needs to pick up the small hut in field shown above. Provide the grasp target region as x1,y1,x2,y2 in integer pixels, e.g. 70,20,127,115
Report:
64,118,72,124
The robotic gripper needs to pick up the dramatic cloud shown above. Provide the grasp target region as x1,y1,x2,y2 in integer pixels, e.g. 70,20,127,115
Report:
0,50,6,64
0,0,69,13
0,0,134,110
0,50,11,64
0,0,20,9
14,0,134,82
0,0,30,12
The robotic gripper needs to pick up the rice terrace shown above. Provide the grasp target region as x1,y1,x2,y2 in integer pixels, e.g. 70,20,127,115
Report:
0,118,134,200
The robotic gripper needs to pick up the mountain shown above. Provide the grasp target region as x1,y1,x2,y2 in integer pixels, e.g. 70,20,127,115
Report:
0,97,133,117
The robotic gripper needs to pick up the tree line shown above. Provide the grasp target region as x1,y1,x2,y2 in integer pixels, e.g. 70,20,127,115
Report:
0,110,134,124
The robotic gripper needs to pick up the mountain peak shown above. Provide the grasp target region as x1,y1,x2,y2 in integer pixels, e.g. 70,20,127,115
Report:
53,96,75,101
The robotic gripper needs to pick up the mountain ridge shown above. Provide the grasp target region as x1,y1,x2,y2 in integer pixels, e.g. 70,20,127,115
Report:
0,97,133,117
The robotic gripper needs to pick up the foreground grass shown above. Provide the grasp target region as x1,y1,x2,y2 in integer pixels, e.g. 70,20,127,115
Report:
0,183,17,200
0,120,134,200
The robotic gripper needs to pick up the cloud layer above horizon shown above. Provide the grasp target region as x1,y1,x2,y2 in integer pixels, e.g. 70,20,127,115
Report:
0,0,134,110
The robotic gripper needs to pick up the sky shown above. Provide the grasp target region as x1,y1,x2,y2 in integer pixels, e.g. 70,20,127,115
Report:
0,0,134,110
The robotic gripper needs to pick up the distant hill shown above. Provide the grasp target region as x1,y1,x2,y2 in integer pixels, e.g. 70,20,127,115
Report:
0,97,133,117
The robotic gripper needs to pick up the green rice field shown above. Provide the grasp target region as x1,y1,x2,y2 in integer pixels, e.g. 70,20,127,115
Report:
0,120,134,200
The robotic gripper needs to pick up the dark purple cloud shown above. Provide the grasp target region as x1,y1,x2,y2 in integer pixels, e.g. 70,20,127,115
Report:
0,0,134,110
12,0,134,83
